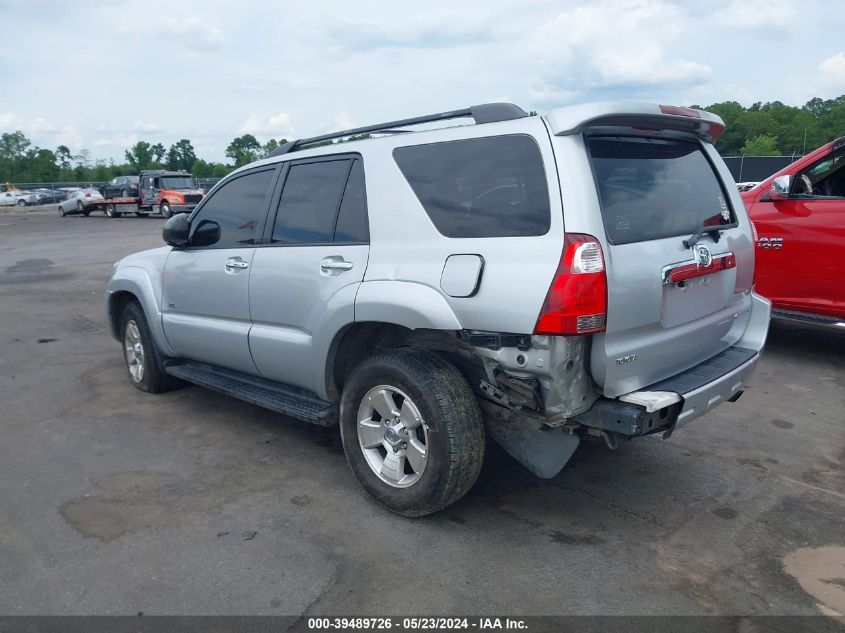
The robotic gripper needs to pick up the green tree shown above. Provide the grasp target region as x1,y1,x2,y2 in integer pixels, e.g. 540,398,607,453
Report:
225,134,261,167
26,148,59,182
166,139,197,171
740,134,780,156
55,145,73,170
125,141,154,170
151,143,166,166
0,131,31,180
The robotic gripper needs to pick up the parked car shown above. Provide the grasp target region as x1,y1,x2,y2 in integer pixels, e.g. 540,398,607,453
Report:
741,137,845,327
100,175,140,199
58,189,104,216
106,102,770,516
35,189,67,204
0,191,34,207
137,170,204,218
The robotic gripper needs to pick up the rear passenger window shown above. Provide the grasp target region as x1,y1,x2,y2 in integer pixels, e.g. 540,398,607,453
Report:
189,168,274,248
393,135,551,238
272,160,351,244
334,160,368,243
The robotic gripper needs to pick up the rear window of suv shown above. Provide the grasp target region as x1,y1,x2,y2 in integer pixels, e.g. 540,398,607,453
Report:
393,135,550,238
587,136,735,245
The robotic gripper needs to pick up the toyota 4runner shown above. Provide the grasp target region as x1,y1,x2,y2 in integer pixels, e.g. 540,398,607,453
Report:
105,102,771,516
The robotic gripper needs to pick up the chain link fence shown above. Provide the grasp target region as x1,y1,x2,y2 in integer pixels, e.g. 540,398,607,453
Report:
8,177,223,192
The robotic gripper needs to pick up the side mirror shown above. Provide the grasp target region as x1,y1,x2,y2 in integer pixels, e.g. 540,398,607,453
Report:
163,213,190,247
190,219,221,247
768,175,791,201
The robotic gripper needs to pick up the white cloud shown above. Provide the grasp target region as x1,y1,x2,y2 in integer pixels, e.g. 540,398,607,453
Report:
819,52,845,86
330,9,496,53
528,0,711,100
55,126,83,150
327,110,358,133
0,113,83,151
139,16,224,51
238,112,294,137
717,0,797,29
93,133,138,148
133,120,162,133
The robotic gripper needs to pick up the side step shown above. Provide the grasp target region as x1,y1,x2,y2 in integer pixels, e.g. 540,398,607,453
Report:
163,360,338,426
772,309,845,330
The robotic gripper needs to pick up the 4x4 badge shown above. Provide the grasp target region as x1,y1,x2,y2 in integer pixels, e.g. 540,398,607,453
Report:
695,245,712,267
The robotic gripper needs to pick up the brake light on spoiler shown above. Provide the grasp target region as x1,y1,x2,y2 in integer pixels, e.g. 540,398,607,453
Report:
662,253,736,285
659,104,701,118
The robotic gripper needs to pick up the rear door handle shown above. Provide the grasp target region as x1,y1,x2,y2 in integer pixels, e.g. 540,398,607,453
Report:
320,258,354,272
225,258,249,270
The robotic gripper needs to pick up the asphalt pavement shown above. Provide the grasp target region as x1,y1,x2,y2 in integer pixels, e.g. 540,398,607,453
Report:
0,207,843,616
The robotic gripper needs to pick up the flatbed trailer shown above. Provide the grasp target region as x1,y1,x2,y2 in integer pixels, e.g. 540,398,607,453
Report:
93,197,157,219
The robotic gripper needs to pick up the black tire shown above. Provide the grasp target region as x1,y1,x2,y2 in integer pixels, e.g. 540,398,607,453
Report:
160,201,172,218
339,349,485,517
120,301,182,393
135,211,149,218
76,201,84,214
106,204,122,218
17,199,26,207
58,206,66,217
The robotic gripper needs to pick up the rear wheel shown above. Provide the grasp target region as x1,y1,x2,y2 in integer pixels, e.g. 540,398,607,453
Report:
17,199,25,207
160,201,172,218
339,349,485,517
106,204,122,218
58,206,66,217
121,189,128,198
76,201,84,214
120,301,181,393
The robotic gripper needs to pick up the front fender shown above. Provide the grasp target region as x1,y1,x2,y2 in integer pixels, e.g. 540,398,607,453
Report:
355,281,462,330
105,266,175,357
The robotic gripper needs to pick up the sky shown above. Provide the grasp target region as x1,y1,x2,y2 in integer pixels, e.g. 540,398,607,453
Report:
1,0,843,163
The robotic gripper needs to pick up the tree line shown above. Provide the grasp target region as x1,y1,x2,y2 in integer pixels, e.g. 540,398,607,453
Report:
3,95,845,184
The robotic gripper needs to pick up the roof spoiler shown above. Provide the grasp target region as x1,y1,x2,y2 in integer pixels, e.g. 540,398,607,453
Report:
545,101,726,144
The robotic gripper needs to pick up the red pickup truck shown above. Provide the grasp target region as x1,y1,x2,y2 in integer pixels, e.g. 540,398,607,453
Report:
741,137,845,328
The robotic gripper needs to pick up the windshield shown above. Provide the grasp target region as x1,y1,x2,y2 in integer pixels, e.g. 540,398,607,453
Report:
587,136,735,245
160,176,194,189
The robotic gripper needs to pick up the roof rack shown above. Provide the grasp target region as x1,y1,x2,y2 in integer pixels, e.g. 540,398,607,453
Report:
268,102,528,157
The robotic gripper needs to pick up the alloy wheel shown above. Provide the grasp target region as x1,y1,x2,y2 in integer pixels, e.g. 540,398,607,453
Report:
123,320,145,383
357,385,429,488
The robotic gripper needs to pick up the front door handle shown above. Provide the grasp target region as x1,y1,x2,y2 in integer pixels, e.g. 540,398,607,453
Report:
225,258,249,270
320,258,354,272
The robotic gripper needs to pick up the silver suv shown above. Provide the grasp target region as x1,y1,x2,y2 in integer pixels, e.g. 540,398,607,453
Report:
105,102,771,516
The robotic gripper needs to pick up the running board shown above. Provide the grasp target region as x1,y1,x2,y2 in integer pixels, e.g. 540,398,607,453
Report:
772,309,845,330
163,360,338,426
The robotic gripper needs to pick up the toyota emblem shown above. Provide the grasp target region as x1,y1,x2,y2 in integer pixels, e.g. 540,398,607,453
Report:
695,245,713,267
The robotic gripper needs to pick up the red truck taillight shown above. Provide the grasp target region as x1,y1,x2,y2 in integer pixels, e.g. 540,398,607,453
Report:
534,234,608,335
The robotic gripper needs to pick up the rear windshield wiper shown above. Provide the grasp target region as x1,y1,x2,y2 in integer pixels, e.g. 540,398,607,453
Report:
683,224,724,249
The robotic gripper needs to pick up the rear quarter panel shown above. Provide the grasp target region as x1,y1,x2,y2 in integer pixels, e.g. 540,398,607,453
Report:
360,117,564,334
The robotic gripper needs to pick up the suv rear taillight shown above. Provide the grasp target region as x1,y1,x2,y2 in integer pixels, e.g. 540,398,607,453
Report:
534,234,607,335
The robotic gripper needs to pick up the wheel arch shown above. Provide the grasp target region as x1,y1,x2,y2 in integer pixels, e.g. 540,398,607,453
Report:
105,267,175,356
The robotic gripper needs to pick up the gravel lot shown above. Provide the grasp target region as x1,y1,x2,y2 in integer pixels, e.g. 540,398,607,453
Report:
0,207,843,616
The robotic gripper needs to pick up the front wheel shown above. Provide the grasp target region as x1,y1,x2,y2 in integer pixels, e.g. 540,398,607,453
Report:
120,301,181,393
58,206,66,217
160,201,172,218
339,349,485,517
